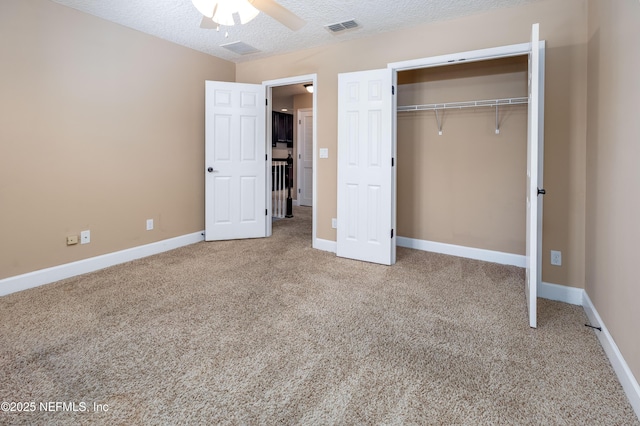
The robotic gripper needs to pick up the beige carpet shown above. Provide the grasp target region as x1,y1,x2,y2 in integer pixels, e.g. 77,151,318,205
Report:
1,206,638,425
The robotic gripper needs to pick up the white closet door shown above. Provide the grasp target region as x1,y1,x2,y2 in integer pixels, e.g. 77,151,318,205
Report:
337,68,395,265
525,24,545,328
205,81,267,241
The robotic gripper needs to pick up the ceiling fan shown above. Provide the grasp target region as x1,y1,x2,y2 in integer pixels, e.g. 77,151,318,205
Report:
192,0,306,31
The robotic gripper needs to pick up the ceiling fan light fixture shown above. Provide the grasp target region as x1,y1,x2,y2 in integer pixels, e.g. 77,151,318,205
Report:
235,0,260,24
304,84,313,93
192,0,259,26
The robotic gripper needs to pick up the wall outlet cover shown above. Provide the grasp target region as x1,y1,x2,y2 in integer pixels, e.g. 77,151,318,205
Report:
80,230,90,244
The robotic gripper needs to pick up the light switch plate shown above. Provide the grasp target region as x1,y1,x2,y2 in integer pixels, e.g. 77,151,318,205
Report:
319,148,329,159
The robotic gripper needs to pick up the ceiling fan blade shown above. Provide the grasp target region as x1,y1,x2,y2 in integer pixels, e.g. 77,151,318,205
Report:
200,16,218,29
250,0,306,31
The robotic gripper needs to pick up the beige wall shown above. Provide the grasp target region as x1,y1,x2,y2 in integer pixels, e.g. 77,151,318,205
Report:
0,0,235,279
236,0,588,287
586,0,640,383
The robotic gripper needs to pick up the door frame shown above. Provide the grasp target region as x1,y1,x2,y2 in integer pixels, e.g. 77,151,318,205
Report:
387,42,536,72
262,74,318,245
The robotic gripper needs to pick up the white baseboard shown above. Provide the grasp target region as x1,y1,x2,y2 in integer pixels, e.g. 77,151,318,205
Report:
0,231,205,297
582,292,640,419
539,281,584,305
397,236,525,267
314,238,337,253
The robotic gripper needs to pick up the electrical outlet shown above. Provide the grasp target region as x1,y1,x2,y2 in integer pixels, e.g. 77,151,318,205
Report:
550,250,562,266
66,235,78,245
332,218,337,229
81,230,90,244
146,219,154,231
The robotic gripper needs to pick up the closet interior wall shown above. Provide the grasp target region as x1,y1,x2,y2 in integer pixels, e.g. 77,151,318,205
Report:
397,56,529,255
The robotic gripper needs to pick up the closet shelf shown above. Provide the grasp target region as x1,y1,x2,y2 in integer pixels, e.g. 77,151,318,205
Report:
397,96,528,112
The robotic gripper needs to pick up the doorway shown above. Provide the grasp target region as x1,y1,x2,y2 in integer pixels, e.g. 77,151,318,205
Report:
264,75,317,245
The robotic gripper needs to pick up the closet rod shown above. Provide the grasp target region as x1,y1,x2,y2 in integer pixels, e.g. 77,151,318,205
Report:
397,96,528,112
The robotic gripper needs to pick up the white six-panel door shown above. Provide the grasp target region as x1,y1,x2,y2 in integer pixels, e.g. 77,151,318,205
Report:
205,81,266,241
298,109,313,207
337,69,395,265
526,24,545,328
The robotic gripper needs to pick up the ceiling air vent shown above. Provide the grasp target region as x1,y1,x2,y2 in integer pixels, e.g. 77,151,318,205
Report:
220,41,261,56
325,19,359,34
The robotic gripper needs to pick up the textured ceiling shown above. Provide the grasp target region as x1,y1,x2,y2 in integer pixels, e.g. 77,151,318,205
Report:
50,0,541,63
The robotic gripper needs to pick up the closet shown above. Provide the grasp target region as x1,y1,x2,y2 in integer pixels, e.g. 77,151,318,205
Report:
396,55,529,256
336,26,544,327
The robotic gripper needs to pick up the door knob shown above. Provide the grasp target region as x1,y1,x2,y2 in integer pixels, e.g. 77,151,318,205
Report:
537,188,546,195
207,167,219,173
